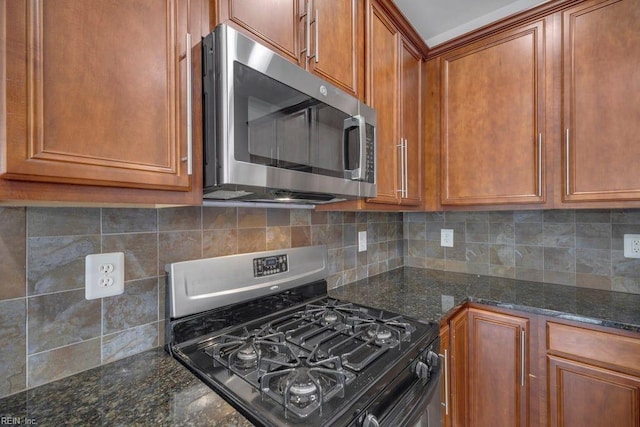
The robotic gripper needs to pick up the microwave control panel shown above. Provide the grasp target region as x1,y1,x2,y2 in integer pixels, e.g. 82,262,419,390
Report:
365,124,376,183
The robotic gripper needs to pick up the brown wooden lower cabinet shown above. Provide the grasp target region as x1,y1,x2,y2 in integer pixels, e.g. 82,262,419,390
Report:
548,356,640,427
441,305,640,427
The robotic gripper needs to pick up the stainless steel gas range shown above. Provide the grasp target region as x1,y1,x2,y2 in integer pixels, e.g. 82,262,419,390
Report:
165,246,442,426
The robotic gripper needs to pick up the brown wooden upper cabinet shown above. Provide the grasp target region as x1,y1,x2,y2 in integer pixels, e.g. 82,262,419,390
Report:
562,0,640,203
439,20,546,207
365,0,422,206
1,0,203,205
216,0,364,98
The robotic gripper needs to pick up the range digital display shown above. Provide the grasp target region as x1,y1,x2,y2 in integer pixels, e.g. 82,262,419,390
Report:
253,254,288,277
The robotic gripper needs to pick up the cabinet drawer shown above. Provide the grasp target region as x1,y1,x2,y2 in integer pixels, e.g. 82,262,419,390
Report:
547,322,640,374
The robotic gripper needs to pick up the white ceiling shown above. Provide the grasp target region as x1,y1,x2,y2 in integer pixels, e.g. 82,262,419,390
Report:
393,0,548,48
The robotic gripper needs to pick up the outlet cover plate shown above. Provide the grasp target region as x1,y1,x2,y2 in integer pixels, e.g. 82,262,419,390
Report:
441,229,454,247
624,234,640,259
85,252,125,300
358,231,367,252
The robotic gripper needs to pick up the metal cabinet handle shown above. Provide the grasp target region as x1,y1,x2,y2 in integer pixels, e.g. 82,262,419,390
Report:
439,350,449,415
521,330,526,387
184,33,193,175
314,9,319,63
403,139,408,198
397,140,405,197
303,0,311,59
565,128,570,196
537,133,543,197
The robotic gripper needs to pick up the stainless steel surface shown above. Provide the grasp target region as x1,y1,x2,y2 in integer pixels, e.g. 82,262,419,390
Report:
403,138,408,198
537,133,542,197
439,350,449,415
203,24,376,204
185,32,193,175
314,8,319,63
304,0,311,59
363,414,380,427
521,329,526,387
397,139,405,197
565,128,570,196
166,245,328,318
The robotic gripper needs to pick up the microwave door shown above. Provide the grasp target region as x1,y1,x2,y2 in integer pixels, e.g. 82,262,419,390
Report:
343,115,366,180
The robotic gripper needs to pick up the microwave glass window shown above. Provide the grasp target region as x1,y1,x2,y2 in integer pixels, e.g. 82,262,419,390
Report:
233,62,355,178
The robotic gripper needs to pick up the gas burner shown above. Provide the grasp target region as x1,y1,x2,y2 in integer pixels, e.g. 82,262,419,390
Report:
205,326,294,375
367,326,394,344
259,353,353,419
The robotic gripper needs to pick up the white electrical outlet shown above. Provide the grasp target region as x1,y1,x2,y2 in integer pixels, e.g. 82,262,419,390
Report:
624,234,640,259
441,229,454,247
358,231,367,252
85,252,125,300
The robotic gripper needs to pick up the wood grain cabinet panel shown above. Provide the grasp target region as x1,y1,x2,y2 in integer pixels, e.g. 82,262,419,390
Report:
562,0,640,202
365,0,422,206
468,308,530,427
3,0,198,195
217,0,364,98
440,20,546,206
548,356,640,427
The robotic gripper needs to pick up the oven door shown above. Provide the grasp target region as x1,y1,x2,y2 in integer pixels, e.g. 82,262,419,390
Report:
354,339,442,427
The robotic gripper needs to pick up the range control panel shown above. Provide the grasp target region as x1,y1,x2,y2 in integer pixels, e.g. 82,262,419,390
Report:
253,254,288,277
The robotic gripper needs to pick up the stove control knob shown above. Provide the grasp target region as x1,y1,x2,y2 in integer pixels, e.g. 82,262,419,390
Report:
362,413,380,427
415,360,430,379
426,350,439,367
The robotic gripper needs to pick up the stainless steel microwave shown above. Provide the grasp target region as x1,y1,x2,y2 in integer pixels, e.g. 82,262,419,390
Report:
202,24,376,204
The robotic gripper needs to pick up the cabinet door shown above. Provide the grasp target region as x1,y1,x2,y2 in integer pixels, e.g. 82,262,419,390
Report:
449,309,469,427
548,356,640,427
468,308,529,427
3,0,195,193
365,1,400,204
218,0,301,65
441,20,546,206
306,0,364,98
562,0,640,202
399,37,422,206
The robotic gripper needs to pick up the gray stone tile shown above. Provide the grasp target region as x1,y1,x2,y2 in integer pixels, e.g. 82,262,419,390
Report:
544,247,576,273
515,222,543,246
408,239,426,258
543,223,575,248
612,277,640,294
575,209,611,224
27,338,101,388
27,208,100,237
515,245,543,269
27,290,101,354
466,222,489,243
0,208,26,300
328,248,345,274
611,251,640,279
576,248,611,276
158,207,201,231
611,224,640,250
466,243,490,265
575,223,611,250
544,210,575,223
267,209,291,226
102,208,157,233
406,222,427,241
488,211,514,223
543,270,576,286
514,210,543,223
405,212,427,223
490,244,515,267
290,209,311,226
102,233,158,281
27,235,100,295
489,222,514,245
203,229,237,257
103,278,158,335
0,299,26,397
202,207,237,230
102,323,158,364
158,231,202,271
611,210,640,224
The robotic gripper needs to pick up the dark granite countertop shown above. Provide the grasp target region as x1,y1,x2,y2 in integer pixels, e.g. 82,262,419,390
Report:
329,267,640,333
0,348,253,427
1,267,638,426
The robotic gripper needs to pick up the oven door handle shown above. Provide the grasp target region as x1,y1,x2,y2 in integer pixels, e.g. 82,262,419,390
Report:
359,357,442,427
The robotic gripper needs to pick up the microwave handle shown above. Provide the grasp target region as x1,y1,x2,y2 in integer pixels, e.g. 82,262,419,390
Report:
343,115,367,181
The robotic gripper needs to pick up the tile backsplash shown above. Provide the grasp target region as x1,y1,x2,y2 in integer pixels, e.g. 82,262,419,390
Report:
1,206,639,398
0,206,402,398
404,210,640,294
